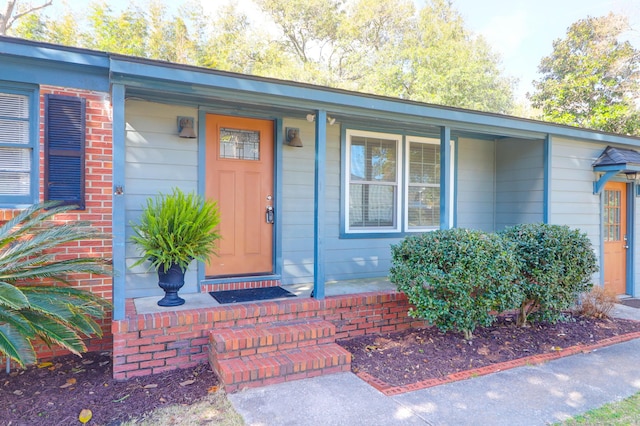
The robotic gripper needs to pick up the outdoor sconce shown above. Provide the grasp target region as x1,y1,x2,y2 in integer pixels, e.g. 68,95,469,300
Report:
626,171,639,181
285,127,303,147
306,114,336,125
178,116,196,138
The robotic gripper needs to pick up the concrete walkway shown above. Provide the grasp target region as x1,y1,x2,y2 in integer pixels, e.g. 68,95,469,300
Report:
228,304,640,425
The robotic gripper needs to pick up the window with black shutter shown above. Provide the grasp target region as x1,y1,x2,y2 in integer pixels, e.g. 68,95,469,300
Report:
45,95,85,210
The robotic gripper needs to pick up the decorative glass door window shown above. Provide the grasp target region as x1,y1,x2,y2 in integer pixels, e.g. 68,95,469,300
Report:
604,188,621,242
219,128,260,160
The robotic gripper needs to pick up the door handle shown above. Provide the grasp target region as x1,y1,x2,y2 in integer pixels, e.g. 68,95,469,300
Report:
266,206,274,224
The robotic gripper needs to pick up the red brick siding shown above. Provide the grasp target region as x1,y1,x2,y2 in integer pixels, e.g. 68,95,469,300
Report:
1,85,113,367
112,291,426,380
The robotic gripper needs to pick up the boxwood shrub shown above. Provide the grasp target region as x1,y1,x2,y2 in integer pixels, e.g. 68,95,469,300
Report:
500,223,598,326
390,228,522,339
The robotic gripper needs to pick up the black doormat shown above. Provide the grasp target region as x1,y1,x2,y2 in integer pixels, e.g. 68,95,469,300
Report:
209,286,297,304
620,298,640,309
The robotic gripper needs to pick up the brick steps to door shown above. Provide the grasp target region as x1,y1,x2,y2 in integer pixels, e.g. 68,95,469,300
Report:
209,319,351,392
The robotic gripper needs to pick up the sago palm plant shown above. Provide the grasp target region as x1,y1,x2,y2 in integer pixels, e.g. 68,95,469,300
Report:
0,202,111,367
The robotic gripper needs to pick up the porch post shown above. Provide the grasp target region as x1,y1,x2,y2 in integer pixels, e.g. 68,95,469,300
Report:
543,134,552,223
440,126,452,229
111,83,126,320
313,110,327,299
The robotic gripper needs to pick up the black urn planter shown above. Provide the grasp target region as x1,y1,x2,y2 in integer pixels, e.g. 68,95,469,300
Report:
157,263,186,307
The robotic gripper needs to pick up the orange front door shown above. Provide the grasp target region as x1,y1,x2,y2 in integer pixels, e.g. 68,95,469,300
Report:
205,115,274,277
603,181,627,295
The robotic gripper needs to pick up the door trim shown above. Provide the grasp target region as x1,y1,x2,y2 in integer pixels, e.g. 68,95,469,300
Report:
196,111,283,287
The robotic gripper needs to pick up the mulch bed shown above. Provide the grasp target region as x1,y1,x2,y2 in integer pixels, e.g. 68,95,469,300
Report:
3,313,640,424
337,313,640,391
0,351,219,426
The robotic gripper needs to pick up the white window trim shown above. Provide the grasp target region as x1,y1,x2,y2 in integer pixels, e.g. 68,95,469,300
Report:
345,129,403,234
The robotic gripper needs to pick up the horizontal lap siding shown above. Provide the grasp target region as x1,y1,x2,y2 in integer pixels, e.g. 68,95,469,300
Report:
495,138,544,229
280,120,399,285
457,137,496,231
550,138,605,283
124,101,199,298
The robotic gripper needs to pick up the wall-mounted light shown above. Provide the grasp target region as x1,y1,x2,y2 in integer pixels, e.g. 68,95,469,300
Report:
178,116,196,138
285,127,303,147
626,171,639,181
305,114,336,125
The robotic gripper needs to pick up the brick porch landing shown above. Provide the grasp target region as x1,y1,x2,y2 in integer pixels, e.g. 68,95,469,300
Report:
112,286,426,390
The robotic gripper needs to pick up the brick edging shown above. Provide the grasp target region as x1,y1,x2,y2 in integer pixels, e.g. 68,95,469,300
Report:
356,331,640,396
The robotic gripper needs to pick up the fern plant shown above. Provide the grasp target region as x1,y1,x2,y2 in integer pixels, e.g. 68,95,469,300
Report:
0,202,111,367
130,188,221,273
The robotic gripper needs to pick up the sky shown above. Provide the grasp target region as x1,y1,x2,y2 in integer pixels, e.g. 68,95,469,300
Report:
40,0,640,101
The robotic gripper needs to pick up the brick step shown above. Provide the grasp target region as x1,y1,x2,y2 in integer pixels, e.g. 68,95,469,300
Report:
211,343,352,392
210,320,336,360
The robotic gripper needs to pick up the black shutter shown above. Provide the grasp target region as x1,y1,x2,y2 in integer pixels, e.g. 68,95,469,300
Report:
44,95,86,210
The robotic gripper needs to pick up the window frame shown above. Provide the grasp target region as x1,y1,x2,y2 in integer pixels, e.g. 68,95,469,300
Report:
0,82,39,208
344,129,403,234
342,128,455,238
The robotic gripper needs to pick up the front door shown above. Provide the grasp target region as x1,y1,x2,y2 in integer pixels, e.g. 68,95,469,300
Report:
603,181,627,295
205,114,274,277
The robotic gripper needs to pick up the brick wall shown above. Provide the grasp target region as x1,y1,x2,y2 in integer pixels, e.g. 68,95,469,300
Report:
112,291,426,380
1,85,114,366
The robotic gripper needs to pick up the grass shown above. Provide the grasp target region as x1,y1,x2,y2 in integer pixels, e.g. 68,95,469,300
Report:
121,392,245,426
560,391,640,425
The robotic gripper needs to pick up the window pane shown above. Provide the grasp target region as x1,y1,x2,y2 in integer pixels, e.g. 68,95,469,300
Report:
409,142,439,184
0,171,30,195
0,148,30,171
0,93,28,119
349,184,396,228
351,136,396,182
408,186,440,227
0,119,29,144
220,128,260,160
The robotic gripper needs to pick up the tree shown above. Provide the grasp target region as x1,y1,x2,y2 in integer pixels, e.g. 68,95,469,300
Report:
0,203,111,367
0,0,52,35
530,13,640,135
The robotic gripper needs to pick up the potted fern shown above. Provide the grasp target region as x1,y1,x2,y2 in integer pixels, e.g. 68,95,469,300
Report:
130,188,221,306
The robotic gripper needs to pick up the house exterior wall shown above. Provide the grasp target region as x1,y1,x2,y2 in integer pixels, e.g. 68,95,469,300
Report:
0,84,114,364
281,119,401,285
124,101,199,298
456,137,496,231
495,138,544,230
550,137,608,284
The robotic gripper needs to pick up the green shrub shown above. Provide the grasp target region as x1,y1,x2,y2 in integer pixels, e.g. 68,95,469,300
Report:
500,223,598,326
390,228,522,339
0,202,111,367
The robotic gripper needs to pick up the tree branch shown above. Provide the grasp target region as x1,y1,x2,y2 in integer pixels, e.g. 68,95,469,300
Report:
3,0,53,34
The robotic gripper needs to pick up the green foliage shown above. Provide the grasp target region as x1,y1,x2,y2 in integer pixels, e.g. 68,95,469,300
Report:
130,188,221,273
390,228,522,339
500,223,598,326
7,0,515,115
530,13,640,136
0,202,111,367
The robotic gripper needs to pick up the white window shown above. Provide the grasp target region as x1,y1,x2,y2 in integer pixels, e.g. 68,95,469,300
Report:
0,90,34,205
406,137,440,230
345,130,451,235
346,130,402,233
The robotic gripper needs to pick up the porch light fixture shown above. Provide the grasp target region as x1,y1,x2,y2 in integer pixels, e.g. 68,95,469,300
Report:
285,127,303,147
305,114,336,125
626,171,639,181
177,116,196,138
